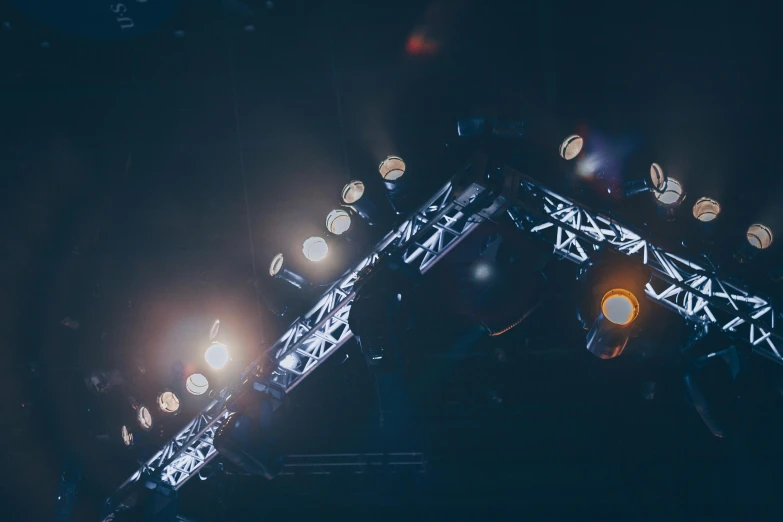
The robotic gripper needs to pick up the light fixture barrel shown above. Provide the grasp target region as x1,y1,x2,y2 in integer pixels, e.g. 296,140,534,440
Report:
735,224,773,263
586,312,633,359
269,253,309,289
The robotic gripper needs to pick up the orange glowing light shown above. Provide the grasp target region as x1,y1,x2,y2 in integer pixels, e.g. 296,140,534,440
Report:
406,32,438,55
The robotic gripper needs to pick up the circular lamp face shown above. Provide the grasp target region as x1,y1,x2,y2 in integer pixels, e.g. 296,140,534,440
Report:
157,391,180,413
560,135,583,160
649,163,666,192
302,236,328,262
692,197,721,222
379,156,406,181
270,253,284,277
326,209,352,235
137,406,152,431
654,177,684,206
342,180,365,204
747,224,773,249
280,353,301,371
186,373,209,395
205,343,230,370
121,425,133,446
601,289,640,326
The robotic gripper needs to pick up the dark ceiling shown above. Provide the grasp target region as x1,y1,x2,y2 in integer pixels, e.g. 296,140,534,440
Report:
2,0,783,520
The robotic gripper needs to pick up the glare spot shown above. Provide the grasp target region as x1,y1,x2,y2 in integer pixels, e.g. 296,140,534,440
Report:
205,343,230,370
472,261,493,281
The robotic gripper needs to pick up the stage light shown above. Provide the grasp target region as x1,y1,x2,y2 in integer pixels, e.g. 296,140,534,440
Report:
623,162,668,197
269,253,309,289
205,343,230,370
586,289,640,359
186,373,209,395
559,135,583,160
379,156,406,181
747,224,773,249
302,236,328,262
157,390,181,414
577,251,650,359
326,208,352,235
692,197,721,222
341,180,365,205
137,406,152,431
654,177,684,206
121,425,134,447
279,353,301,371
735,224,773,263
600,289,639,326
379,156,410,214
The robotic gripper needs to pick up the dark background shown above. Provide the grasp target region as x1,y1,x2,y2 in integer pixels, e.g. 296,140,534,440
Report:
1,0,783,520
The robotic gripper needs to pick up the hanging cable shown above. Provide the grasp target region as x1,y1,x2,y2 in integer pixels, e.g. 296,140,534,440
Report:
228,48,263,326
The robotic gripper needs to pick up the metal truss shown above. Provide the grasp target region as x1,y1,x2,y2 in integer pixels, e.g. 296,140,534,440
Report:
507,173,782,363
104,179,505,519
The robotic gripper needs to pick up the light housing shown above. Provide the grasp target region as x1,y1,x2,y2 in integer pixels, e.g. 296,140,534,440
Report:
341,180,365,205
379,156,406,182
302,236,328,263
692,197,721,222
654,177,684,206
747,224,773,250
326,208,352,235
623,162,668,197
736,224,773,263
186,373,209,395
559,135,583,160
269,253,309,289
600,288,640,326
205,342,230,370
157,390,181,414
137,406,152,431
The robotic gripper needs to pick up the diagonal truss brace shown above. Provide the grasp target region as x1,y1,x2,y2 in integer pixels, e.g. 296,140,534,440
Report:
104,180,505,517
507,173,782,363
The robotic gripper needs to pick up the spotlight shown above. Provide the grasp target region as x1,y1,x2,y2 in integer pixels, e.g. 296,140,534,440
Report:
735,223,773,263
692,197,721,222
186,373,209,395
157,390,181,414
269,253,309,289
205,343,230,370
559,135,583,160
326,208,352,235
379,156,410,215
121,425,134,447
342,180,380,225
684,344,743,438
302,236,328,263
623,163,668,197
653,177,685,220
586,289,640,359
577,251,650,359
137,405,152,431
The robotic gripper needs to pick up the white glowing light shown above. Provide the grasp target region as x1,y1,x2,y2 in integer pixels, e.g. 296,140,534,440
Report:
654,177,684,206
560,135,583,160
472,261,493,281
157,391,180,413
186,373,209,395
341,181,365,204
747,224,773,250
303,236,328,262
601,289,640,326
326,209,352,235
270,253,284,276
137,406,152,430
205,343,230,370
379,156,406,181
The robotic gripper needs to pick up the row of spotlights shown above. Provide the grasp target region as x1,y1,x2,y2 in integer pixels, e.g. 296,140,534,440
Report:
269,156,406,272
560,134,773,250
122,376,210,446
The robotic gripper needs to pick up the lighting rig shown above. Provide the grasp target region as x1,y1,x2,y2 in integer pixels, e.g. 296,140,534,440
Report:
103,139,780,521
